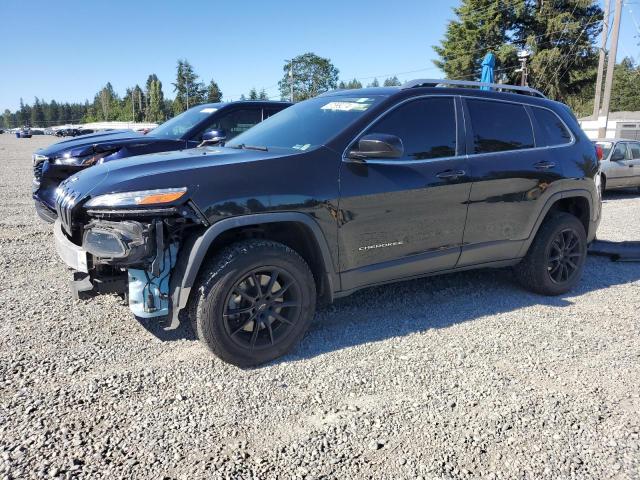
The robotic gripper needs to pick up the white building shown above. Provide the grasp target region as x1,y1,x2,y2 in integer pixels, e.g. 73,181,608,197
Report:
579,112,640,140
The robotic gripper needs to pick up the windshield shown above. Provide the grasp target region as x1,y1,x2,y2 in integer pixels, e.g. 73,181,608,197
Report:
147,104,220,140
596,141,613,158
225,95,386,151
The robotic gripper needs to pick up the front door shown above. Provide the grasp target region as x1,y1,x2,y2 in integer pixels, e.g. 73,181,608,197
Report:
338,96,471,291
607,142,633,188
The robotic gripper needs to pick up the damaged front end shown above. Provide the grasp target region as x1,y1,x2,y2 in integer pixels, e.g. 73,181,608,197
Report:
53,184,206,322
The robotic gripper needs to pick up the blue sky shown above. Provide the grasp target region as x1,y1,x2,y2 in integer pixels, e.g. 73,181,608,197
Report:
1,0,638,111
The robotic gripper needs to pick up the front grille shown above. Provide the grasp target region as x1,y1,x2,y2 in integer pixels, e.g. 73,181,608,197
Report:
33,160,45,181
32,154,48,182
55,182,82,235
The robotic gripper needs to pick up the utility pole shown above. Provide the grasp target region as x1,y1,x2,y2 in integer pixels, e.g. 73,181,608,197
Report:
600,0,623,138
516,50,531,87
289,63,294,102
593,0,611,119
186,82,190,110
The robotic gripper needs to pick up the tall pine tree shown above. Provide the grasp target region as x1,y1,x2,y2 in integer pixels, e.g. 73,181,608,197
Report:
172,59,206,114
206,79,223,103
434,0,602,103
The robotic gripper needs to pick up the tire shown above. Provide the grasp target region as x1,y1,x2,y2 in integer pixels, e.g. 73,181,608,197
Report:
600,175,607,198
190,239,316,367
514,212,587,296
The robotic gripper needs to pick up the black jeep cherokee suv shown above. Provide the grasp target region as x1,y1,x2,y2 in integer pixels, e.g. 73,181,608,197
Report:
52,79,601,367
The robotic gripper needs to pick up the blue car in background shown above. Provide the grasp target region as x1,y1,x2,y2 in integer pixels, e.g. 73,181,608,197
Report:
32,100,291,222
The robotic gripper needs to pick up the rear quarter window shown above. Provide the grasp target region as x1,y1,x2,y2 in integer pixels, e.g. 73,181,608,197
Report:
531,107,572,147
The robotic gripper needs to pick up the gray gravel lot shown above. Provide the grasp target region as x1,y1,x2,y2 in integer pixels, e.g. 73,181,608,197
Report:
0,134,639,479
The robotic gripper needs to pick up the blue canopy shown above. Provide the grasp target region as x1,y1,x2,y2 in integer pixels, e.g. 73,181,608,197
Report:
480,53,496,90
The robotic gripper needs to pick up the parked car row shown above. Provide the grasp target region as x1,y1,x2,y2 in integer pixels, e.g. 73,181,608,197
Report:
37,81,601,367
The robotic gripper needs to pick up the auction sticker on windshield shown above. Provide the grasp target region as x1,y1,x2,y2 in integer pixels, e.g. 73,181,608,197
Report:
321,99,373,112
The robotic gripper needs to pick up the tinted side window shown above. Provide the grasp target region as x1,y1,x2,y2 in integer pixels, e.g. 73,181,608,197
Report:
263,108,283,119
206,109,262,140
630,143,640,159
466,99,534,154
365,97,456,160
531,107,572,146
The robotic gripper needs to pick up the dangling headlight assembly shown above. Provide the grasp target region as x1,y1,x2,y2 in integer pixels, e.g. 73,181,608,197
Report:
85,187,188,208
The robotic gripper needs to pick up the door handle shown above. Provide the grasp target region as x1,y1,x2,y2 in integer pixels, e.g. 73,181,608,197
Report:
436,169,465,179
534,161,556,170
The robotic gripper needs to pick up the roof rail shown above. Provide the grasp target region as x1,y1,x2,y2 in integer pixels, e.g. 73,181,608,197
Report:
401,78,546,98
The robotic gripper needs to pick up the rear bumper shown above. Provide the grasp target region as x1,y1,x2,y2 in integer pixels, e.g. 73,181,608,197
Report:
54,220,88,273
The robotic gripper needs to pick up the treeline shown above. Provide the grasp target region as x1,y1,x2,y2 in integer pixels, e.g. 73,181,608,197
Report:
1,59,223,128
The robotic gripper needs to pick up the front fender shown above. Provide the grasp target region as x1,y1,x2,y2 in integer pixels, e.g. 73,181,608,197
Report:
166,212,338,329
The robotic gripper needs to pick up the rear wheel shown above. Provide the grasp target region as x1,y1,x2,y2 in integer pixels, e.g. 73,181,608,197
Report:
190,239,316,367
514,212,587,296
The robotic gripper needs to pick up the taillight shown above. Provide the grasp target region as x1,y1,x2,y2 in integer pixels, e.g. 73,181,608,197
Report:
595,144,604,161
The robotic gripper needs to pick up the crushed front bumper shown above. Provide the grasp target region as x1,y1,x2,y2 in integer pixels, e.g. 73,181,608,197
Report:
54,219,88,273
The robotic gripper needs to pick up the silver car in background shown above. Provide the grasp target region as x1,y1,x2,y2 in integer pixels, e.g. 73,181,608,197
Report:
595,138,640,194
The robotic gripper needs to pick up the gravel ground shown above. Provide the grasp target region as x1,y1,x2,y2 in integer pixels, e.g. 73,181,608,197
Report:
0,134,639,480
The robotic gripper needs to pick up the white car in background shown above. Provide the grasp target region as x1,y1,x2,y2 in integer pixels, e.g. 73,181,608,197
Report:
595,138,640,194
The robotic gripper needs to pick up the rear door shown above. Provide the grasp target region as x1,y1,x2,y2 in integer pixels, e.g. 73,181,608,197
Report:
627,142,640,187
458,98,566,266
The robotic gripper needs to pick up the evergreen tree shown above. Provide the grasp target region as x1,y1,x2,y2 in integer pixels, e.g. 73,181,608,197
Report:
172,59,206,115
383,76,401,86
433,0,602,102
3,109,14,128
16,98,25,126
610,57,640,112
367,78,380,87
258,89,268,100
248,87,258,100
31,97,45,127
206,79,223,102
47,100,59,126
279,52,339,101
433,0,521,83
342,78,363,89
144,74,159,119
148,79,165,122
524,0,602,100
99,83,117,121
239,94,247,100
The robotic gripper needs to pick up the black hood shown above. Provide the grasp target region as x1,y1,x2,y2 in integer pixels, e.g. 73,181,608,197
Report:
35,130,151,159
61,146,299,206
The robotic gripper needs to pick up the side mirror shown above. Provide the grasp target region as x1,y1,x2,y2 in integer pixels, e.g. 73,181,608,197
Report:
201,129,226,146
611,151,625,162
348,134,404,161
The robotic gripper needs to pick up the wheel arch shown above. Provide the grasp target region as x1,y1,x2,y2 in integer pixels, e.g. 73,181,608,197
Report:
166,213,338,328
518,189,594,258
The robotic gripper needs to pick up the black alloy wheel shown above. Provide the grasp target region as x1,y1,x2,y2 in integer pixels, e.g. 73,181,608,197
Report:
191,239,316,367
223,267,301,351
547,228,584,284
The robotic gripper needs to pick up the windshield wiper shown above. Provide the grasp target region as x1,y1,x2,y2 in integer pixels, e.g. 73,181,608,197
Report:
229,143,269,151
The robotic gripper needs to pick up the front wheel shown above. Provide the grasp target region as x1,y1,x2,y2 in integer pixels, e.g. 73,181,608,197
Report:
190,239,316,367
514,212,587,296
